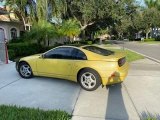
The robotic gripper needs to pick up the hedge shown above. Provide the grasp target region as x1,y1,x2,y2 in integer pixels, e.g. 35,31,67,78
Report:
7,43,45,61
144,38,155,41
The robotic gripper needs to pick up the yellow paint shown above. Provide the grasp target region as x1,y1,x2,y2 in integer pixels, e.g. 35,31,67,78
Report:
19,46,129,85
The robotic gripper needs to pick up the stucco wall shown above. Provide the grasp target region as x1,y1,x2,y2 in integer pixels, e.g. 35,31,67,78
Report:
0,22,23,41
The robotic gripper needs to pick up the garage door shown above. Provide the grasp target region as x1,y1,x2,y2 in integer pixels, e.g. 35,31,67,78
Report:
0,28,5,42
0,28,6,63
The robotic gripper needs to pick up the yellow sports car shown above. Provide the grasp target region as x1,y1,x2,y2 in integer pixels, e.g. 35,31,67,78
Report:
16,45,129,91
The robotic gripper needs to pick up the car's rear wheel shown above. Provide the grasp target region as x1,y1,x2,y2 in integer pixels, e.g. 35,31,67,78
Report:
78,69,101,91
18,62,33,79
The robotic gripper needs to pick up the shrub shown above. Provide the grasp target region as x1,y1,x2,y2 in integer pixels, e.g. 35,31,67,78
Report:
9,38,26,43
87,40,93,45
144,38,155,42
7,43,45,61
79,40,93,45
155,36,160,41
8,49,16,60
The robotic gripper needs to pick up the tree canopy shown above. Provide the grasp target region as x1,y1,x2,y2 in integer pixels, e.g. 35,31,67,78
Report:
6,0,160,41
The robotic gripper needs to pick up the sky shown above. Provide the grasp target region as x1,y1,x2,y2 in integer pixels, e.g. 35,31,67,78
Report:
136,0,145,6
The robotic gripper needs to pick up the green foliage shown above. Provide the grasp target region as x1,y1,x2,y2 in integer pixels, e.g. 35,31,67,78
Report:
143,8,160,28
79,40,93,45
58,19,81,41
8,0,160,42
94,29,109,38
144,38,155,41
140,111,159,120
125,50,144,62
0,105,71,120
155,36,160,41
9,39,25,44
87,41,93,45
25,20,59,45
8,49,16,60
144,0,160,9
8,43,44,60
106,49,144,62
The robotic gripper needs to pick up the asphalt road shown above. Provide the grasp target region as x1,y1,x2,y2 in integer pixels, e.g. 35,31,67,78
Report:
118,42,160,61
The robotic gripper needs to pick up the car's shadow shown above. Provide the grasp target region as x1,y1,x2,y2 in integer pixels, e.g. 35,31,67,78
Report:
105,84,129,120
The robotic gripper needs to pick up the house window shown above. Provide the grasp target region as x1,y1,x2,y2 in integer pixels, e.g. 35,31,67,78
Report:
10,28,17,39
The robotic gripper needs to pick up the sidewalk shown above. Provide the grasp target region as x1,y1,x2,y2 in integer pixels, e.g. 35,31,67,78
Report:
72,58,160,120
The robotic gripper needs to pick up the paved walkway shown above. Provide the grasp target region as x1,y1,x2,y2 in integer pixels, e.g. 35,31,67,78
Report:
72,59,160,120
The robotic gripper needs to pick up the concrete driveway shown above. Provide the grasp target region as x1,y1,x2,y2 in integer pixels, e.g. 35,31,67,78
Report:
0,63,81,114
1,58,160,120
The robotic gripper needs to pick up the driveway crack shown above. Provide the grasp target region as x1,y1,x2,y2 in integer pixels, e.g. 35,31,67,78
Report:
0,79,21,90
71,87,82,115
122,83,141,119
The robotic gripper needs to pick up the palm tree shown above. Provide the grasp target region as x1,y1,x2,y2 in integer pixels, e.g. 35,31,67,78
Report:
58,19,81,42
144,0,160,9
26,20,59,46
7,0,30,30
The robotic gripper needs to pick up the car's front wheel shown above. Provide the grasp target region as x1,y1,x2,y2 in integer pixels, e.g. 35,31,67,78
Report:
78,69,101,91
18,62,33,79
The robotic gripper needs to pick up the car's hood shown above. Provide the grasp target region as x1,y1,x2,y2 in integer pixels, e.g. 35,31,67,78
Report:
20,54,42,61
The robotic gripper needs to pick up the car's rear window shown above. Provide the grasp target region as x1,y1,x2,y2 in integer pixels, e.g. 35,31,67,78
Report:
82,46,114,56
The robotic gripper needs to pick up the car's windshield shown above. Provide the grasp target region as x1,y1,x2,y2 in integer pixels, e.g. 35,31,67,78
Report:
82,46,114,56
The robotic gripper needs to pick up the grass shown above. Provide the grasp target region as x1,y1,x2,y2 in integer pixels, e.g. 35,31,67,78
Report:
140,111,159,120
139,41,160,44
125,50,144,62
105,48,144,62
0,105,71,120
97,44,144,62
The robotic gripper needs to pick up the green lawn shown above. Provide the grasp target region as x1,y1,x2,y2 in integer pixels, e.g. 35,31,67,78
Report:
0,105,71,120
106,48,144,62
139,41,160,44
124,50,144,62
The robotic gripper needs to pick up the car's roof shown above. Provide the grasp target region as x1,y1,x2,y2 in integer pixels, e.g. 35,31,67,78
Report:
54,45,86,51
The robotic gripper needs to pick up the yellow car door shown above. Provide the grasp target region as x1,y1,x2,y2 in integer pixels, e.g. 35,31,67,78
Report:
36,47,75,79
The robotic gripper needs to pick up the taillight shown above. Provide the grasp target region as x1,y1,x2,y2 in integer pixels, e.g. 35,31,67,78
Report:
118,57,126,67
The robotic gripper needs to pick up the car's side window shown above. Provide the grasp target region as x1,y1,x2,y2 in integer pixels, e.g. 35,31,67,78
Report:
44,47,74,59
72,49,87,60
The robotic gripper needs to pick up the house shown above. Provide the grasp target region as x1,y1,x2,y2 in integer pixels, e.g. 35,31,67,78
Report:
0,14,24,42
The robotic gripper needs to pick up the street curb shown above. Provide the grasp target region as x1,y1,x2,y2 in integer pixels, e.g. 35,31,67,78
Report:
124,48,160,64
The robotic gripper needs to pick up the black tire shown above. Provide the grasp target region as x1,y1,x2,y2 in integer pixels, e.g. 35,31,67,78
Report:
18,62,33,79
78,68,101,91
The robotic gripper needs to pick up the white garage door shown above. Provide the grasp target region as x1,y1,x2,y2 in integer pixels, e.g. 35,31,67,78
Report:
0,28,6,63
0,28,5,42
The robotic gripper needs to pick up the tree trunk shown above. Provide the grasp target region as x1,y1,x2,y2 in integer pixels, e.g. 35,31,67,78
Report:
15,11,26,31
81,30,86,40
145,28,150,39
146,32,149,39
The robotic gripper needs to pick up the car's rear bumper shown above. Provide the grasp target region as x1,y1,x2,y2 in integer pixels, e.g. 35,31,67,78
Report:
101,62,129,85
